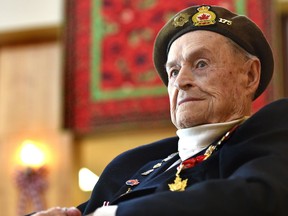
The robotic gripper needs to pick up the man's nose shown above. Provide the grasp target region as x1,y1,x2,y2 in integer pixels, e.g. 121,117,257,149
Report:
174,67,194,90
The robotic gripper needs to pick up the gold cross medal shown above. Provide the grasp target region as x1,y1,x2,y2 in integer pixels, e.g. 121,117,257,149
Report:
168,164,187,191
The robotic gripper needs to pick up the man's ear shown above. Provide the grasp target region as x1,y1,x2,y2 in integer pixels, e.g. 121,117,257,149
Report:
245,57,261,97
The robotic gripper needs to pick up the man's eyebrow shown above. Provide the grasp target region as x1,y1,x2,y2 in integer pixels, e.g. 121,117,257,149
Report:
165,61,177,70
165,47,210,70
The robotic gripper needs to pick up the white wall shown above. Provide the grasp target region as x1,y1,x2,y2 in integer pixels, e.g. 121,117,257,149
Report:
0,0,64,32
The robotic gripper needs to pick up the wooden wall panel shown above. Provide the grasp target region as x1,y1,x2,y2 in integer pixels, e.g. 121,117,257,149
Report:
0,42,76,215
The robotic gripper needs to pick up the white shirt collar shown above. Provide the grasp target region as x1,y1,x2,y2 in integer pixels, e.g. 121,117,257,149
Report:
176,117,248,161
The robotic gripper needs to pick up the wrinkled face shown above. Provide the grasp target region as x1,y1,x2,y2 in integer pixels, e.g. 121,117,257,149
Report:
166,31,254,129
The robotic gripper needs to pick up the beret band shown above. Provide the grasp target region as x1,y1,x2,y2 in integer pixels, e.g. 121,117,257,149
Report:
153,5,274,99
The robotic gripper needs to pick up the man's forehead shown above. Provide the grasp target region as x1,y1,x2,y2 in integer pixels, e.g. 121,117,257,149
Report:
166,45,212,65
167,30,230,60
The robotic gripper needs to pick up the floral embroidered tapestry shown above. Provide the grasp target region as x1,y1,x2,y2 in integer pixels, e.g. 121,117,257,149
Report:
65,0,273,134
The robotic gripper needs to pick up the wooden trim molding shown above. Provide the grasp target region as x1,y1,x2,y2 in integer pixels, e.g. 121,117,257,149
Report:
0,26,62,45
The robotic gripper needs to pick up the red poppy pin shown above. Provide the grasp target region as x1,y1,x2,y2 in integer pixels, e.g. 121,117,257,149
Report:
125,179,140,186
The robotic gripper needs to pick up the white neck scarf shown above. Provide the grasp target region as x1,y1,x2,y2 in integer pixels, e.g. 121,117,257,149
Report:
176,117,248,161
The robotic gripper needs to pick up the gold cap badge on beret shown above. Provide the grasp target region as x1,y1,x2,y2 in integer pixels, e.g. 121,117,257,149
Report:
153,5,274,100
192,5,216,26
173,13,189,27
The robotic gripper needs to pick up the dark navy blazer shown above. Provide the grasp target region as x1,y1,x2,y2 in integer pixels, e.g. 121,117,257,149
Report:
78,99,288,216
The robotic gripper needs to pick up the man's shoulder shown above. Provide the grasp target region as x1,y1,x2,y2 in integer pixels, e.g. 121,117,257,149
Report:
256,98,288,115
249,98,288,125
233,98,288,142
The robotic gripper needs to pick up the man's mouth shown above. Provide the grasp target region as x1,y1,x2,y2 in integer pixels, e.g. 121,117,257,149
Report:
178,98,203,106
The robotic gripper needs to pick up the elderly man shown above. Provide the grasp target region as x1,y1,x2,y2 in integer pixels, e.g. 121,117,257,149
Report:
33,5,288,216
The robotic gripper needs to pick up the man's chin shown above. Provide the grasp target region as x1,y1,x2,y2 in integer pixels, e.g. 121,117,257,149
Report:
175,119,204,129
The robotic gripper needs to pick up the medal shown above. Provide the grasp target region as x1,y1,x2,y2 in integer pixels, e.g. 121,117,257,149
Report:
168,164,187,191
168,155,206,191
168,124,240,192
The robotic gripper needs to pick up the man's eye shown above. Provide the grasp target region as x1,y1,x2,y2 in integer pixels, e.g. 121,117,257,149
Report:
170,70,179,78
196,60,207,68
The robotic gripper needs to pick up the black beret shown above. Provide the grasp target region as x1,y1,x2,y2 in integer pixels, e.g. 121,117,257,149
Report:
153,5,274,99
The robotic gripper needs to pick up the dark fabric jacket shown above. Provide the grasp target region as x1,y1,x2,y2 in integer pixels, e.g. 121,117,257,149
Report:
78,98,288,216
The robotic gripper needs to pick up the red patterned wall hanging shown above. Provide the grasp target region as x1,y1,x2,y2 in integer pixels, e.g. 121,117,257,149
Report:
64,0,273,134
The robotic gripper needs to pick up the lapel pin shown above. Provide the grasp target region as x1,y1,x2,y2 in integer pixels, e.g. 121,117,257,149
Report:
141,169,154,176
141,152,179,176
125,179,140,186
